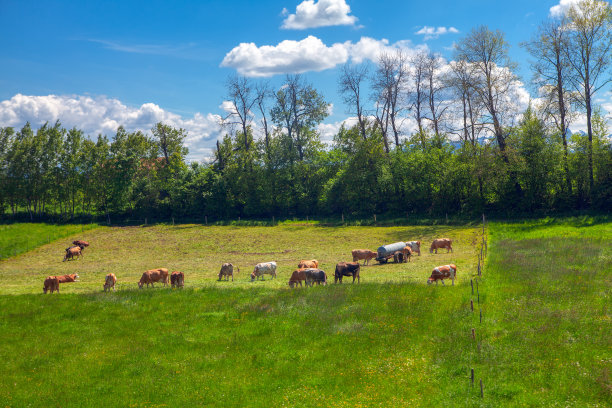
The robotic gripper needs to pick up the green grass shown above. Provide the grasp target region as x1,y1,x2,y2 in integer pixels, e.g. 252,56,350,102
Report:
0,222,99,260
0,219,609,407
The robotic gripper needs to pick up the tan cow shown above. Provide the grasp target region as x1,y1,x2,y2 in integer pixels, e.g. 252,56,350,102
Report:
430,238,453,254
219,263,238,281
402,246,412,262
427,264,457,285
138,268,169,288
103,273,117,292
43,276,60,294
288,269,307,288
171,271,185,288
352,249,377,265
298,260,318,269
63,246,82,262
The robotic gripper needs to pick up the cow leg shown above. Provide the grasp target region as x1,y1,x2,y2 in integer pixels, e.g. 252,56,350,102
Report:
442,280,445,285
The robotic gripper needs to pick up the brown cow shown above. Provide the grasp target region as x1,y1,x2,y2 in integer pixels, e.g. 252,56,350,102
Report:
298,259,318,269
427,264,457,285
430,238,453,254
73,240,89,249
352,249,377,265
402,246,412,262
56,273,79,283
288,269,307,288
138,268,169,288
63,246,82,261
334,262,360,284
171,271,185,288
103,273,117,292
219,263,238,281
43,276,60,294
393,251,406,263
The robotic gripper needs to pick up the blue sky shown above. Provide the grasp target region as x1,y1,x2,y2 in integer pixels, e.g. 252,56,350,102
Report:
0,0,610,160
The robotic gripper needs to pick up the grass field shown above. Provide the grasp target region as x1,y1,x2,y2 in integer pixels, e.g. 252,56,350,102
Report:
0,218,609,407
0,222,99,260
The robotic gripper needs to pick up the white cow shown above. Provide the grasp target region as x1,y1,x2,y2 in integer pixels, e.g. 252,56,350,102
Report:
251,262,277,281
406,241,421,256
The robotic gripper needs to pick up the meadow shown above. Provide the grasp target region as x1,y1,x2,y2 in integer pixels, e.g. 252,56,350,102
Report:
0,218,609,407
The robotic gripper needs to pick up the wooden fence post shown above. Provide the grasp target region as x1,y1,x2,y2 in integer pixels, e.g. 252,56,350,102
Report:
205,216,208,225
480,379,484,398
471,328,475,340
341,213,344,223
470,299,474,312
172,217,175,226
471,279,474,295
374,214,377,222
471,369,474,387
480,309,482,323
272,216,275,224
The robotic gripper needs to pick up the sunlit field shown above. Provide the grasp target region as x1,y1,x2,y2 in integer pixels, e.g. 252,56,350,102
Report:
0,218,609,407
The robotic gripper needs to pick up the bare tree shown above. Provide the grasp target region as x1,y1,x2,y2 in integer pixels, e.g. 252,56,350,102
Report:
455,26,519,161
372,51,409,150
424,52,449,141
338,64,369,140
407,51,429,147
445,59,484,148
224,75,257,151
255,81,273,156
563,0,612,194
523,18,576,194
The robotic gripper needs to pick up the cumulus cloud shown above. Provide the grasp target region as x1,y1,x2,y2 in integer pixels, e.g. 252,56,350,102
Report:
281,0,358,29
0,94,223,162
415,26,460,40
221,35,425,77
549,0,581,17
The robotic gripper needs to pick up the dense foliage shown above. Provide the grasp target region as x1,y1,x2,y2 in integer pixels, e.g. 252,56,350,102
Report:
0,110,609,220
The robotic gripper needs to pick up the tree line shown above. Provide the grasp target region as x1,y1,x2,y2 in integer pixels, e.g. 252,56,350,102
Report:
1,0,611,220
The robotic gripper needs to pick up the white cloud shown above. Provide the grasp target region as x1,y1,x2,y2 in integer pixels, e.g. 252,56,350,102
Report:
221,35,425,77
0,94,223,162
415,26,460,40
281,0,358,29
550,0,581,17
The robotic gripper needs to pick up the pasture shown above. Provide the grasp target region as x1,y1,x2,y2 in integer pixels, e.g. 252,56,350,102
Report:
0,219,609,407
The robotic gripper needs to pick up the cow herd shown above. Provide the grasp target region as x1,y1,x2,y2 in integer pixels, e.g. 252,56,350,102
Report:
44,237,458,294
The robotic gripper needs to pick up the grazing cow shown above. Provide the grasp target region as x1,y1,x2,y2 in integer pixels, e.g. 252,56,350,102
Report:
405,241,421,256
138,268,169,288
430,238,453,254
43,276,60,294
304,268,327,286
56,273,79,283
73,240,89,250
402,246,412,262
103,273,117,292
63,246,82,262
219,263,238,281
171,271,185,288
352,249,377,265
334,262,360,284
427,264,457,285
298,259,319,269
251,262,277,281
393,251,406,263
288,269,307,288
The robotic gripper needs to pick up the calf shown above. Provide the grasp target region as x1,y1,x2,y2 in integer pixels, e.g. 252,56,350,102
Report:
43,276,60,294
171,271,185,288
352,249,377,265
304,268,327,286
219,263,237,281
251,262,277,281
298,259,318,269
427,264,457,285
334,262,360,284
288,269,307,288
430,238,453,254
138,268,169,288
63,246,82,262
103,273,117,292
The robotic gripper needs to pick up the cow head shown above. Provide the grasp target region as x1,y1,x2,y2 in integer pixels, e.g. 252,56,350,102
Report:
427,277,434,285
138,280,144,289
250,273,256,281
